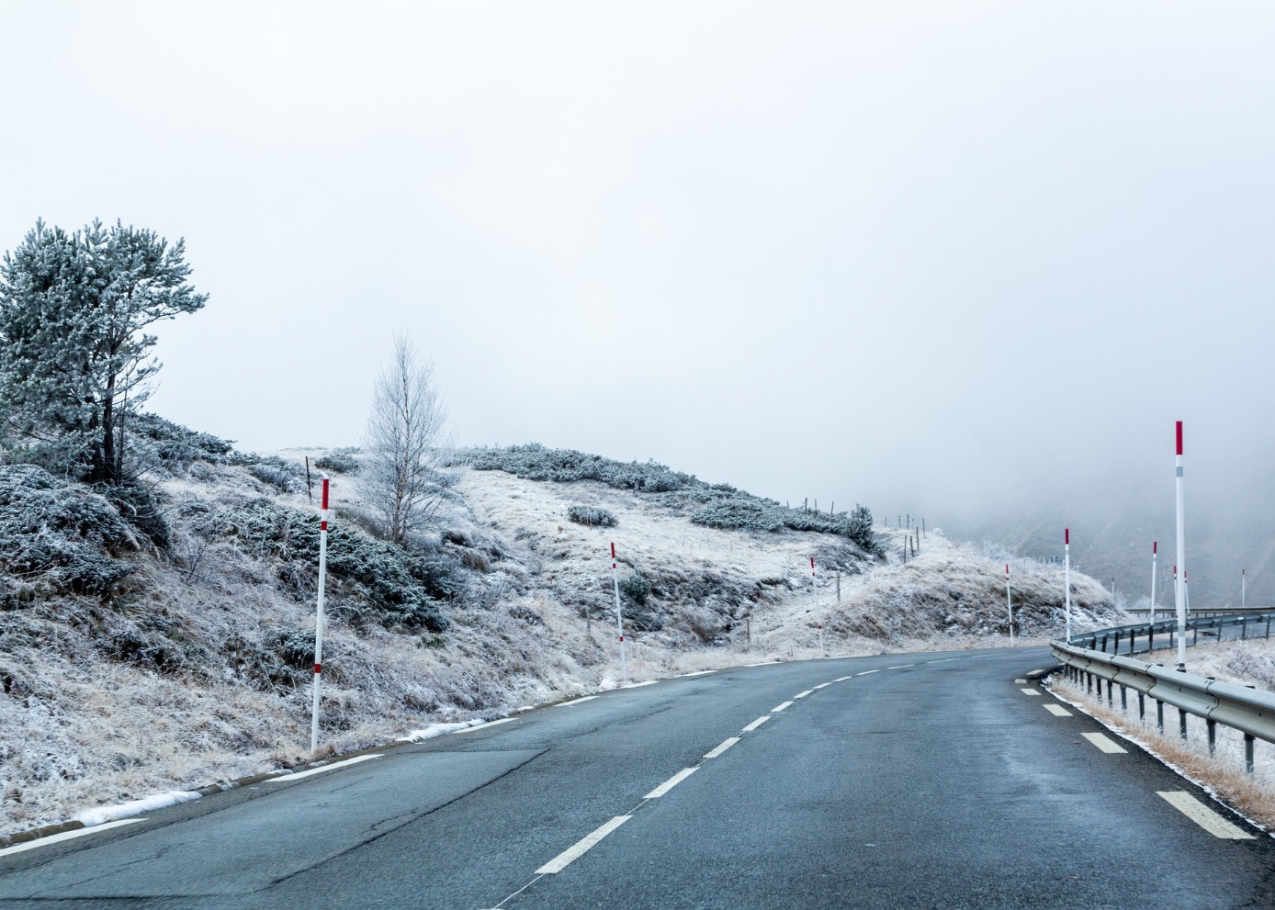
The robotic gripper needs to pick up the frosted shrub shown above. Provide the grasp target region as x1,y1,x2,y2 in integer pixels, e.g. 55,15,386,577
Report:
459,444,694,492
567,505,617,528
619,572,651,606
0,465,138,598
314,450,360,475
200,499,449,632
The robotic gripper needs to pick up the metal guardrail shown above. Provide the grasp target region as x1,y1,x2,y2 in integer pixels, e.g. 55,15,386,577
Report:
1065,610,1275,658
1125,606,1269,618
1050,639,1275,774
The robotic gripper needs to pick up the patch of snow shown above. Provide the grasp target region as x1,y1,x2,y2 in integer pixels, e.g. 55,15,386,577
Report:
75,791,201,827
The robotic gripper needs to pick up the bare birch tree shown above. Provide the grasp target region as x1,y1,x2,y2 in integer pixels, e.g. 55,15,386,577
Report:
363,335,450,545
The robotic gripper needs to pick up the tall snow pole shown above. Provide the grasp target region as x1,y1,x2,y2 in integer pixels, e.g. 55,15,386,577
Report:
310,477,330,755
810,556,816,603
1064,529,1072,641
1006,564,1013,645
1242,569,1246,609
1175,420,1186,671
611,542,627,683
1150,542,1158,624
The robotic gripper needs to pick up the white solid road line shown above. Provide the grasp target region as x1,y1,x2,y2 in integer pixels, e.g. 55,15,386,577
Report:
704,737,740,759
1082,732,1128,754
453,717,517,734
536,816,632,873
743,716,770,732
856,670,878,676
266,755,381,783
556,696,600,708
1044,704,1072,717
621,680,659,689
888,664,915,670
0,819,144,858
1020,688,1041,696
678,670,716,678
794,689,814,699
743,661,782,667
772,701,794,713
1158,791,1255,839
644,768,698,799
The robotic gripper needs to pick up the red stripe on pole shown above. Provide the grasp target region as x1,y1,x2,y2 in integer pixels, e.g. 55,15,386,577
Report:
1065,528,1069,545
1153,541,1157,554
810,556,815,569
1176,421,1183,456
611,541,616,559
314,663,321,674
320,520,328,531
321,478,329,510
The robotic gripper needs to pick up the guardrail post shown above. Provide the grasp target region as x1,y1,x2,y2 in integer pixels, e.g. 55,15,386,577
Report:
1179,708,1188,741
1245,733,1255,774
1107,679,1113,706
1157,699,1164,733
1241,619,1247,641
1102,634,1109,652
1120,684,1127,711
1207,718,1216,755
1149,626,1154,651
1138,691,1145,721
1266,616,1270,639
1193,625,1198,646
1170,628,1175,649
1087,672,1093,695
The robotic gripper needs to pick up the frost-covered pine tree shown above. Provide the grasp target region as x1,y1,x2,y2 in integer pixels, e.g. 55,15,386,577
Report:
363,335,451,545
0,220,207,484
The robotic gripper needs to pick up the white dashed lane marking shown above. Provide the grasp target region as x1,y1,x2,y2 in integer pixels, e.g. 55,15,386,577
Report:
742,716,770,732
813,682,832,690
888,664,915,670
926,658,958,664
1043,704,1072,717
1158,791,1254,839
644,768,697,799
535,816,632,873
834,676,853,682
772,701,793,713
1020,688,1041,696
1082,732,1127,754
704,737,740,759
856,670,878,676
794,690,814,699
0,819,144,859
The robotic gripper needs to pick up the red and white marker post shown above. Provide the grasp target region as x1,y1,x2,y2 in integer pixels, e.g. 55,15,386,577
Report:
1006,564,1013,645
310,477,330,755
1150,542,1158,624
611,542,627,683
1175,421,1187,671
1242,568,1246,610
1064,529,1071,640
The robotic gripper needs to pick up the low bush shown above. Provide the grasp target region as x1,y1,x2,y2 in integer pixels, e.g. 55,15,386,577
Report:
567,505,617,528
199,498,449,631
314,450,361,475
0,465,138,597
619,572,651,606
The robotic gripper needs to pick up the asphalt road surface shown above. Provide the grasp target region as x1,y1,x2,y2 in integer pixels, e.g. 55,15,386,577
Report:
2,647,1273,909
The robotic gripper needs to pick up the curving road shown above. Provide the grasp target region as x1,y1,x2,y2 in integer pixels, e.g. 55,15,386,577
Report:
2,648,1273,909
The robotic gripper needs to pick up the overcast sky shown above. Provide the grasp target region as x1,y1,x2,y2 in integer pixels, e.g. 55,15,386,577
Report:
4,2,1275,588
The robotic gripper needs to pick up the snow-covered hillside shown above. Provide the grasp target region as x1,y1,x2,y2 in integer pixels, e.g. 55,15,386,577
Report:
0,427,1119,836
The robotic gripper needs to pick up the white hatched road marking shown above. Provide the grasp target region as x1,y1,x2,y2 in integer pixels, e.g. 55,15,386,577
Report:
1158,792,1254,839
1020,688,1041,696
772,701,793,713
266,755,381,782
1044,704,1072,717
556,695,599,708
794,689,814,699
644,768,698,799
0,819,144,858
1082,732,1127,754
704,737,740,759
1014,678,1027,684
535,816,632,873
742,716,770,732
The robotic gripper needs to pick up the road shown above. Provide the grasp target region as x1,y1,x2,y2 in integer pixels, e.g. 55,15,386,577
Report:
2,647,1273,909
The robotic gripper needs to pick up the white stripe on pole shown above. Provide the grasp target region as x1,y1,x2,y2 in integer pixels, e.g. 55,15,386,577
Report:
310,477,330,755
1006,564,1013,645
611,541,627,683
1064,529,1071,641
1175,421,1186,671
1151,541,1158,624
